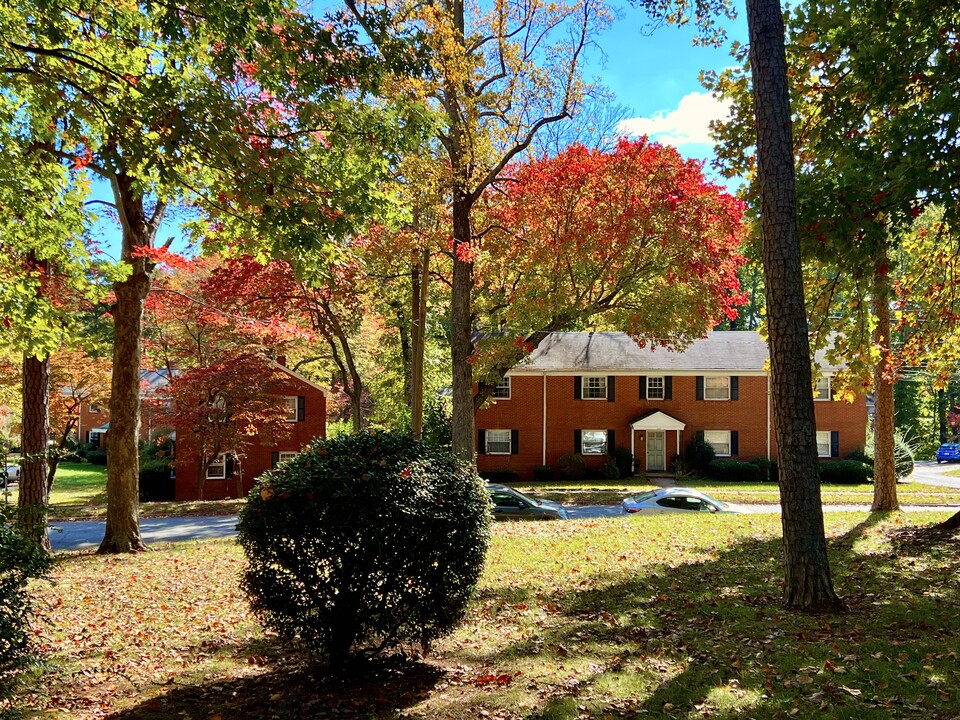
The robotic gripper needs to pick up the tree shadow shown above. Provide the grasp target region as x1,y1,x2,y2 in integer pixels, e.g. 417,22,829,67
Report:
106,650,446,719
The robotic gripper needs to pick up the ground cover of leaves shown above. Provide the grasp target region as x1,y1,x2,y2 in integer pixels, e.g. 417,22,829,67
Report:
11,511,960,719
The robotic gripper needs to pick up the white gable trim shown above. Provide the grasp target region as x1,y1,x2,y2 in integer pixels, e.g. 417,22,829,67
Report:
269,359,329,396
630,411,686,431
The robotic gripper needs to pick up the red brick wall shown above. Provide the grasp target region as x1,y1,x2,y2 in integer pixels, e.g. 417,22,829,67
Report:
175,383,326,501
476,373,867,478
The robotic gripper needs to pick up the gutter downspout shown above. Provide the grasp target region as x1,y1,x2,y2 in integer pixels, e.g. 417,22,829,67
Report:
542,373,547,467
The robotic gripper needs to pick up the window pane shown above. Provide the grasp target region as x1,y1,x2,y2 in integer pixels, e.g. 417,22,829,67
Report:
704,377,729,400
278,451,298,463
814,377,831,401
207,453,226,479
282,396,298,421
487,429,512,454
647,376,664,400
582,430,607,455
583,376,607,399
704,430,731,456
816,431,831,457
493,378,511,399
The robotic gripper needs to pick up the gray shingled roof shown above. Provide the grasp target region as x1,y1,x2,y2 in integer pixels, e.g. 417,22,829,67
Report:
511,331,844,374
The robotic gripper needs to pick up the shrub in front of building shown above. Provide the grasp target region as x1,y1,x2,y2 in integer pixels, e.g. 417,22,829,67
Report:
237,431,491,667
707,459,762,483
819,460,873,484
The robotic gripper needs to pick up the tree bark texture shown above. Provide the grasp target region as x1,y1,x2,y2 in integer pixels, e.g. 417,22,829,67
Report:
18,352,51,550
450,196,475,461
747,0,843,611
871,250,899,511
411,250,430,439
98,270,149,553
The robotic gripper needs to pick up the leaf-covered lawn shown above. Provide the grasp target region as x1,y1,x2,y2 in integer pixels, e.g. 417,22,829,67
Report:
13,511,960,719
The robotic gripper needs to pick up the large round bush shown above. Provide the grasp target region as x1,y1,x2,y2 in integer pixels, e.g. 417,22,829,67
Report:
237,431,491,665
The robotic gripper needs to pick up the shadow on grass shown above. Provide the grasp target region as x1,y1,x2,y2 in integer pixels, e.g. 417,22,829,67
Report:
461,513,960,719
106,652,445,720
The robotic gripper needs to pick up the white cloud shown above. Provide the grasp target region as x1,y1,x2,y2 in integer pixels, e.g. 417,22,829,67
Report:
617,92,732,148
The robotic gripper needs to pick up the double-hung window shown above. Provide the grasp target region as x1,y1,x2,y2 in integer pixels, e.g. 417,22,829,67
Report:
282,396,299,422
703,430,731,457
581,430,608,455
814,376,831,401
485,429,512,454
207,453,227,479
582,375,607,400
704,377,730,400
816,431,831,458
647,376,665,400
492,378,511,400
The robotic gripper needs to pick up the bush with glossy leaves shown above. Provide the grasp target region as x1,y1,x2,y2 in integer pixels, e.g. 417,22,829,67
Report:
237,431,491,666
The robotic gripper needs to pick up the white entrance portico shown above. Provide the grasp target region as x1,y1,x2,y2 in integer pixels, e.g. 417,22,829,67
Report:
630,410,686,473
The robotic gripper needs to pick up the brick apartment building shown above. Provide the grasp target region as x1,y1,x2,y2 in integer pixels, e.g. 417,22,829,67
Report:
475,331,867,478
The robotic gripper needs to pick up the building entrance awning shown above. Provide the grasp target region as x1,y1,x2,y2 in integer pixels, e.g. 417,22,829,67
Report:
630,410,686,431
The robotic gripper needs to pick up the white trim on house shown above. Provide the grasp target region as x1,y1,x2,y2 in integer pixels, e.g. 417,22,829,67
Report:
268,359,329,396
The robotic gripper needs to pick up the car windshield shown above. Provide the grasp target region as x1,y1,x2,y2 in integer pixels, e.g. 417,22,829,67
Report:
632,490,658,503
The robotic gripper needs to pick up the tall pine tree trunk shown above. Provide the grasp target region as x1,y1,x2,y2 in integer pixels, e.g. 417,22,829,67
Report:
747,0,843,611
871,248,899,510
411,250,430,439
99,271,149,552
450,196,475,461
18,353,51,550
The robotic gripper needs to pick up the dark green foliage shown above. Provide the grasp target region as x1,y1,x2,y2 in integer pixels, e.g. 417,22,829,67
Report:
600,459,620,479
611,446,634,477
556,453,586,481
819,460,873,485
86,450,107,465
139,438,174,502
237,431,490,666
422,397,452,449
685,439,716,474
532,465,553,481
707,459,762,483
480,470,520,484
749,456,779,483
844,448,872,465
846,434,916,481
0,507,52,671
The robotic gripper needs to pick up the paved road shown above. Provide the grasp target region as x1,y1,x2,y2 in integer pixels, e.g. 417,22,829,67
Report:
48,461,960,551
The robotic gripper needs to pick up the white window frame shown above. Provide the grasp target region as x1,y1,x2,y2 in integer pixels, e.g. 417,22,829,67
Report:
703,430,731,457
704,376,730,401
282,396,299,422
486,429,512,455
581,430,608,455
582,375,608,400
492,377,511,400
647,376,665,400
816,431,831,458
277,451,298,463
207,453,227,479
814,376,831,401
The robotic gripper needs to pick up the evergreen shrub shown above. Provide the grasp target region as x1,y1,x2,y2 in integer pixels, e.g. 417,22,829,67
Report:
819,460,873,484
685,439,716,474
237,431,490,666
749,457,779,483
707,459,762,483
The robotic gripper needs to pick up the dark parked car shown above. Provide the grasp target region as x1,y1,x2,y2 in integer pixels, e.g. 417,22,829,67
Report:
936,443,960,463
485,483,569,520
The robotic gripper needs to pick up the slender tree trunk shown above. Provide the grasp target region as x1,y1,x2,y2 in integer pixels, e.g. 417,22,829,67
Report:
99,270,149,553
747,0,843,611
411,250,430,439
450,196,475,461
18,353,51,550
871,249,899,510
937,388,948,442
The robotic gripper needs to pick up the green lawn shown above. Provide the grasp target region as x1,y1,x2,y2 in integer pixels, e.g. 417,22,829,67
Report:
13,511,960,718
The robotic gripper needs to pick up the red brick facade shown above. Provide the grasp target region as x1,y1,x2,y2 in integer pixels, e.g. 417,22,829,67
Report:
475,335,867,478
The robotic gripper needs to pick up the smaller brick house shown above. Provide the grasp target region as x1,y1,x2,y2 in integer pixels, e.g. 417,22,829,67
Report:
475,331,867,478
173,361,327,501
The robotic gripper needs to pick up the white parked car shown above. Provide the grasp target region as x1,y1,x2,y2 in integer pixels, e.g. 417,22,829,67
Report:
4,463,19,484
622,487,741,515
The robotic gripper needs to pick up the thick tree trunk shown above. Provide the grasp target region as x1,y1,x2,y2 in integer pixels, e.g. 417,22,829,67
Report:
747,0,843,611
450,196,475,461
411,250,430,439
871,251,899,511
936,510,960,531
18,353,51,550
99,270,149,553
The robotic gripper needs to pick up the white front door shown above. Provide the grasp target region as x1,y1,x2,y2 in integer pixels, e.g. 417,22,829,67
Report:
646,430,666,472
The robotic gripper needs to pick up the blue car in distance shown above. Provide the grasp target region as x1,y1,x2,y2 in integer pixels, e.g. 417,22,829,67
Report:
936,443,960,463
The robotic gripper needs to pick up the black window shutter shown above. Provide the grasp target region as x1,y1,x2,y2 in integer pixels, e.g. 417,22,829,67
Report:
831,431,840,458
665,376,673,400
511,429,519,455
730,377,739,401
271,451,280,468
696,430,704,442
638,376,647,400
829,381,837,401
731,431,739,456
607,376,616,402
574,376,582,400
297,395,306,421
607,429,616,454
226,455,235,477
478,429,486,454
574,429,582,454
696,376,704,400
